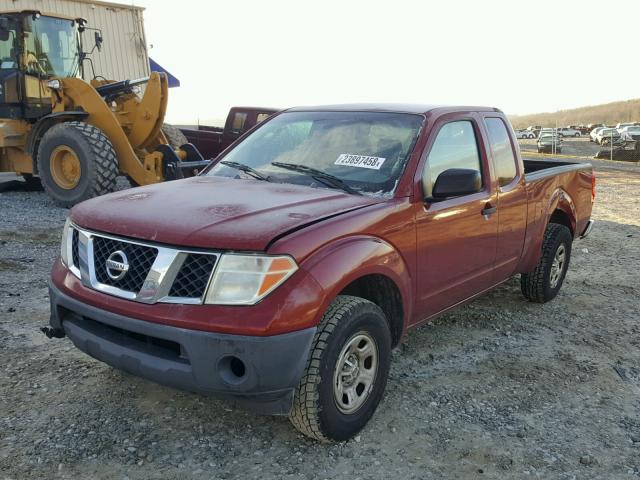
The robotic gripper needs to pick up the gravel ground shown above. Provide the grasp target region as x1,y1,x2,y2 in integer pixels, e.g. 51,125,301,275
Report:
1,157,639,480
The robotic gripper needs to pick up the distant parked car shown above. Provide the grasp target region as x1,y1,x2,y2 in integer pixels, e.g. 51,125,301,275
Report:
538,128,556,138
595,128,621,145
557,127,581,137
619,126,640,141
590,127,606,142
526,125,542,137
516,130,536,139
588,123,605,132
537,134,562,153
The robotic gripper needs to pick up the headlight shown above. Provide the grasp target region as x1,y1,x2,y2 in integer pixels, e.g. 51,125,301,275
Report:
204,254,298,305
60,217,72,266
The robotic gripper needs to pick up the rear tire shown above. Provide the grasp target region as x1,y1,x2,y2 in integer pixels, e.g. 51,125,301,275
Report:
521,223,572,303
37,121,118,207
161,123,188,149
289,295,392,442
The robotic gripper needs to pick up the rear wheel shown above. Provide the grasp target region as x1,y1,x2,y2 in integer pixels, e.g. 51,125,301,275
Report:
521,223,572,303
289,296,392,442
37,121,118,207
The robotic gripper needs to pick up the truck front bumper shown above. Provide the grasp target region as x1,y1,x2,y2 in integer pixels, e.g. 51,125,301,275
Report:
49,282,316,415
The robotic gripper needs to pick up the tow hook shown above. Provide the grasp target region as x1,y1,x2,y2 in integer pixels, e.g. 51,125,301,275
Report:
41,326,65,338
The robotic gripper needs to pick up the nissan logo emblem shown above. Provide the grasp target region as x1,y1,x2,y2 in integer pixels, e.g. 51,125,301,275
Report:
105,250,129,281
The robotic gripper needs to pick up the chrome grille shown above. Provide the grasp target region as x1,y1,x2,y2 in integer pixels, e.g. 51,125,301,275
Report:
168,253,217,298
68,226,218,304
93,236,159,293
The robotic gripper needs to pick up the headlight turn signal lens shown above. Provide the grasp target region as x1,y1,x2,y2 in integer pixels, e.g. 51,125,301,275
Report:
204,254,298,305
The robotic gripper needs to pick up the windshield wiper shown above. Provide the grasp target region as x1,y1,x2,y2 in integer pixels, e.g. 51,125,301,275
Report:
271,161,360,195
220,161,269,181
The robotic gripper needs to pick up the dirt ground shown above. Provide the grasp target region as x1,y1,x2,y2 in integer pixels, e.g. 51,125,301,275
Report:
1,155,639,480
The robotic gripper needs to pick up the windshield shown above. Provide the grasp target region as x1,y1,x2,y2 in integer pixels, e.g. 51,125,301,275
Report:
206,111,424,197
539,135,558,141
24,15,80,77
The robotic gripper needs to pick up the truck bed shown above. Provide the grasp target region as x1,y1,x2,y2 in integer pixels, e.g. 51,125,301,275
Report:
523,157,591,181
520,157,594,266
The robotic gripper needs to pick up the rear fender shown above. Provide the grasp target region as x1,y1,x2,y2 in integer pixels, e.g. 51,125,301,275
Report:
302,235,412,336
26,110,89,172
519,187,576,272
55,77,160,186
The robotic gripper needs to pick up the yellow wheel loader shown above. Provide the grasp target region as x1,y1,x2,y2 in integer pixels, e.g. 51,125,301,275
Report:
0,10,207,206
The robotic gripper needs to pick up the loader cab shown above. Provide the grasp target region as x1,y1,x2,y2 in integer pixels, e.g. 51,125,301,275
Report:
0,11,82,119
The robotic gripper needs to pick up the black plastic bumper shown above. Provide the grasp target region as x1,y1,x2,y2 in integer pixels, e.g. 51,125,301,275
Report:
49,283,316,415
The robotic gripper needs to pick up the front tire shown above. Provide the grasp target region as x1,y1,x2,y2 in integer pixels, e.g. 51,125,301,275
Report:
289,296,392,442
521,223,572,303
37,122,118,207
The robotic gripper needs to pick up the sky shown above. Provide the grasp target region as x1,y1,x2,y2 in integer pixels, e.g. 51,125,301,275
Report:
127,0,640,125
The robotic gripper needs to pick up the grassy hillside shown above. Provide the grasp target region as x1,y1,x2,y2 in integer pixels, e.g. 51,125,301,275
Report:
509,98,640,129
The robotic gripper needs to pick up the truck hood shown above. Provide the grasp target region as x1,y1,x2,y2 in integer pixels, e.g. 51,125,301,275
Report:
71,176,381,251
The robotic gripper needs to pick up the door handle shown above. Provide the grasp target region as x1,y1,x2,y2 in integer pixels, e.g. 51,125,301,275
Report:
481,205,497,216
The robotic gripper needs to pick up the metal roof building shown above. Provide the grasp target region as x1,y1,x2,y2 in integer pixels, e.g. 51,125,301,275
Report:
0,0,149,81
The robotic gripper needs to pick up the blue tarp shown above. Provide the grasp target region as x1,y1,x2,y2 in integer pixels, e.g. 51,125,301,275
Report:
149,57,180,88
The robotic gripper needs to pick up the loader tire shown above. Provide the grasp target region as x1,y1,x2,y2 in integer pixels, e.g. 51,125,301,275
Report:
161,123,188,149
37,121,118,208
521,223,572,303
126,124,187,189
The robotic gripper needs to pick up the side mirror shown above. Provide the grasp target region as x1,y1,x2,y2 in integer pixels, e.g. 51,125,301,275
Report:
431,168,481,199
94,31,103,52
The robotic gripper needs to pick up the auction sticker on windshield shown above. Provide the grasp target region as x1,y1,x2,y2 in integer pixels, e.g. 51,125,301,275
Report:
335,154,386,170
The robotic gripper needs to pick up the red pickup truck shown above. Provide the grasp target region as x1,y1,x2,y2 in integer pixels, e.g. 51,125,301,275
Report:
179,107,279,159
47,104,595,442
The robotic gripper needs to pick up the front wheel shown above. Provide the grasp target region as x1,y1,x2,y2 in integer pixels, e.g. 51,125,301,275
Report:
37,121,118,207
289,296,392,442
521,223,572,303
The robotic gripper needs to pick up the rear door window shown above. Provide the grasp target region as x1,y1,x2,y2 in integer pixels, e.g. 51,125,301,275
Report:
484,118,518,187
231,112,248,133
256,112,272,124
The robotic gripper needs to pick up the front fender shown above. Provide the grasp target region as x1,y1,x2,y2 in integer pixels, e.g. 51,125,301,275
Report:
301,235,412,334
